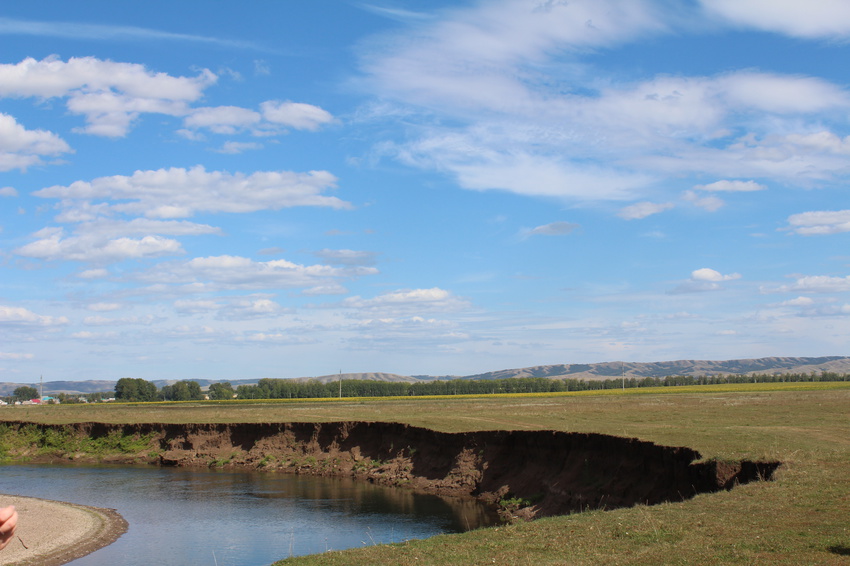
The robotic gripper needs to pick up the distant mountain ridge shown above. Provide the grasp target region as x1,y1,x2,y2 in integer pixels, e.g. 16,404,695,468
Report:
460,356,850,381
1,356,847,396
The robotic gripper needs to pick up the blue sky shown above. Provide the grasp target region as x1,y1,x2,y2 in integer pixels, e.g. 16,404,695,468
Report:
1,0,849,382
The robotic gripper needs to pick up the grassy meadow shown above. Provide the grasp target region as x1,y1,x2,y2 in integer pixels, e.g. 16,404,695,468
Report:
1,382,849,565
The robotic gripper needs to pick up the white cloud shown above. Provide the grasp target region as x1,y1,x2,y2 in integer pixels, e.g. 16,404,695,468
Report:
34,166,349,219
0,56,216,137
360,1,850,203
717,72,847,114
0,352,34,360
694,180,766,192
15,229,183,263
71,218,222,237
773,275,850,294
682,190,725,212
184,106,261,133
0,186,17,196
692,268,741,282
78,268,109,279
0,17,262,49
618,201,674,220
260,101,334,131
341,287,469,315
0,305,69,326
71,330,119,340
180,101,333,137
175,296,289,320
139,255,378,292
523,221,580,236
87,302,121,311
214,141,263,154
303,284,349,296
239,332,316,345
701,0,850,39
670,268,741,293
785,209,850,235
780,296,815,306
0,112,71,171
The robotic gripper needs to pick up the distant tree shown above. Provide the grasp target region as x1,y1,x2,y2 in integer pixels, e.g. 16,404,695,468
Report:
56,393,82,404
87,392,103,403
13,386,39,401
160,380,203,401
208,382,235,400
115,378,158,402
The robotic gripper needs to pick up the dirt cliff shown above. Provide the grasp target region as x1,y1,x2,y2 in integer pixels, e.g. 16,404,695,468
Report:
5,421,780,520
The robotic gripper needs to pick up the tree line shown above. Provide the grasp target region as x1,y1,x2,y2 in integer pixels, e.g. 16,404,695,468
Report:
113,378,235,402
6,371,848,405
227,371,850,400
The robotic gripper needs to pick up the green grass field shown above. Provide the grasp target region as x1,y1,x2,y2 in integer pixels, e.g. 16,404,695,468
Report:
2,382,849,565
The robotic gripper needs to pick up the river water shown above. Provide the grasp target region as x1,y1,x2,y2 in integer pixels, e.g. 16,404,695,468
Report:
0,464,499,565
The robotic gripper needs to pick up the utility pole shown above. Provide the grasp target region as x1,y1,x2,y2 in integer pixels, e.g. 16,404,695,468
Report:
40,375,44,400
339,369,342,399
622,363,625,391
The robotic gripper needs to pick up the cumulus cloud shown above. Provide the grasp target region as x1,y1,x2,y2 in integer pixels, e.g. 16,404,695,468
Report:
34,166,349,219
0,56,333,142
618,201,674,220
0,56,216,137
0,186,17,196
0,305,69,326
701,0,850,39
260,101,334,131
670,268,741,293
785,209,850,235
692,268,741,282
180,100,333,137
522,221,580,236
0,112,71,171
15,228,183,263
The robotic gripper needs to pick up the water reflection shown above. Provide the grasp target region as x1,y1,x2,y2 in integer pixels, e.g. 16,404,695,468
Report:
0,464,498,565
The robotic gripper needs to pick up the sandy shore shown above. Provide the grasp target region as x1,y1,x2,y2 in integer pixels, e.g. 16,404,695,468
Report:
0,494,127,566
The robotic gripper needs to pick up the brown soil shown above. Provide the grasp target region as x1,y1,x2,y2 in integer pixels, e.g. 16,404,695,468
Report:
8,421,780,521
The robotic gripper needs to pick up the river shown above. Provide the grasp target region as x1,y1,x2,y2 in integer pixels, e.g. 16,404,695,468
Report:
0,463,499,565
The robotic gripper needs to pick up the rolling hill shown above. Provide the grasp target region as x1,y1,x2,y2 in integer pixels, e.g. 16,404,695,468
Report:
1,356,847,396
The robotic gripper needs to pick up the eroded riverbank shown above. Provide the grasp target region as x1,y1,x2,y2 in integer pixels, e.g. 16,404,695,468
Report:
0,421,781,520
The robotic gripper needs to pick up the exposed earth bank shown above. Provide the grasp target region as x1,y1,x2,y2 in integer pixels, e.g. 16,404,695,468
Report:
4,421,780,521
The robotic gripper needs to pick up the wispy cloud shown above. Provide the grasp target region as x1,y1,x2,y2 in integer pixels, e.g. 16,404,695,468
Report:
0,17,265,50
